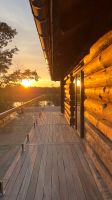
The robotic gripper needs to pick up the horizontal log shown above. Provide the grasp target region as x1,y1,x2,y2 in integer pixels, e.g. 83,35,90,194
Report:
84,56,102,76
64,110,69,120
84,111,112,141
84,66,112,88
64,110,75,125
64,100,70,106
65,107,74,117
64,96,75,105
64,93,70,99
84,31,112,65
65,107,71,116
64,101,75,110
85,122,112,176
64,75,69,81
64,86,75,92
65,113,70,125
64,101,70,109
64,91,75,97
65,104,75,116
83,54,93,65
64,85,70,90
84,98,112,123
84,44,112,76
65,94,70,99
64,101,70,107
66,97,75,102
85,87,112,103
64,89,68,94
64,83,70,87
65,78,71,84
64,102,71,110
90,31,112,57
65,99,75,106
101,44,112,67
65,95,75,101
64,89,70,94
84,99,103,115
85,142,112,192
64,96,70,104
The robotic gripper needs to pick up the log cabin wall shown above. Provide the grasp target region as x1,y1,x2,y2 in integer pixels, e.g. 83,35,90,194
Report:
62,31,112,191
83,31,112,192
63,74,75,126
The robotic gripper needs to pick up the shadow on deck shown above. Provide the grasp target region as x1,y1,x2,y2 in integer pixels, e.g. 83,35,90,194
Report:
0,108,111,200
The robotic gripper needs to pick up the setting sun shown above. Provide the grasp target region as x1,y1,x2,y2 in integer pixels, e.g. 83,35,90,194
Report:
21,79,31,88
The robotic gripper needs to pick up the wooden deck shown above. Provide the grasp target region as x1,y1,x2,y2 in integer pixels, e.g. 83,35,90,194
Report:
0,110,34,183
0,111,104,200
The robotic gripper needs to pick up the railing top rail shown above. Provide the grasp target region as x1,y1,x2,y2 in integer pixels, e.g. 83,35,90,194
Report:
0,95,45,120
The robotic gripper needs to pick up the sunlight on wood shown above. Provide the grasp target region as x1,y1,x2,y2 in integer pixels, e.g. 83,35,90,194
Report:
73,79,81,87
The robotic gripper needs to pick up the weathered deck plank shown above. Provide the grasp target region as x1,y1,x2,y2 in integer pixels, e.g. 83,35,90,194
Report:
25,145,43,200
70,145,102,200
52,145,60,200
0,111,105,200
34,146,48,200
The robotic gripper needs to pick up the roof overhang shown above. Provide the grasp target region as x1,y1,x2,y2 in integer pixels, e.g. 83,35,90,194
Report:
29,0,112,80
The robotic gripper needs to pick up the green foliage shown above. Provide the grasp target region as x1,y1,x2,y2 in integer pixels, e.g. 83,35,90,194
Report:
0,22,18,74
0,22,17,47
0,22,39,88
22,69,39,81
3,69,39,86
0,22,18,87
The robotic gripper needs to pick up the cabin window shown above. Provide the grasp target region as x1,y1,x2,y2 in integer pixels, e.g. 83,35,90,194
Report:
74,70,84,137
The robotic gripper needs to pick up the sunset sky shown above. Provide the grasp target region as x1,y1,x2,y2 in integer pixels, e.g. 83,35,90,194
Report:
0,0,59,87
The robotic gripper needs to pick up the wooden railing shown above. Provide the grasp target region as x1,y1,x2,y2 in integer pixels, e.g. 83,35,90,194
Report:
0,95,45,120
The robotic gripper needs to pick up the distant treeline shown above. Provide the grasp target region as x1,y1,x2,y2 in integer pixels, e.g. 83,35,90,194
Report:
0,86,61,112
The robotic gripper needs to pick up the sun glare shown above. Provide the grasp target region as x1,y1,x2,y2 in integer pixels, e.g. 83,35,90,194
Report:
73,79,81,87
21,79,31,88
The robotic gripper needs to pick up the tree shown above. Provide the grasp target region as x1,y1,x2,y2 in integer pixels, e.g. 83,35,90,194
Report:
3,69,39,86
0,22,18,75
22,69,39,81
0,22,40,88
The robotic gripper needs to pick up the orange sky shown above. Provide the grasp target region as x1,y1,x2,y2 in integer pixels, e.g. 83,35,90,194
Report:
0,0,59,87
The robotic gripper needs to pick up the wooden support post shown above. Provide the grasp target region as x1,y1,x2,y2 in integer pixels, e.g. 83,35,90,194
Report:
75,74,77,129
61,79,64,113
80,70,84,137
69,74,75,126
